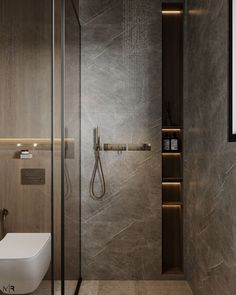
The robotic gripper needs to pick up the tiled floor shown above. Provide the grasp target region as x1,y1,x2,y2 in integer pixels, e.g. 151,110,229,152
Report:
1,280,193,294
79,281,193,295
30,280,78,294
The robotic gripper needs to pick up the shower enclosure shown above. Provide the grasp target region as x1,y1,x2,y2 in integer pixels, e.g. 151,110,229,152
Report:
0,0,81,294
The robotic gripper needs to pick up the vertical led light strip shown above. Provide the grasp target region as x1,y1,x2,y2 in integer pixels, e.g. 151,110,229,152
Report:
233,1,236,134
61,0,65,293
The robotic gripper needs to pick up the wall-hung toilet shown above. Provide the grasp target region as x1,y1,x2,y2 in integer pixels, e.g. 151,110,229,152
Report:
0,233,51,294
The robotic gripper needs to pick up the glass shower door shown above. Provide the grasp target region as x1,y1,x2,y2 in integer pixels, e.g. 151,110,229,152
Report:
60,0,81,294
64,0,81,293
0,1,81,294
0,0,54,294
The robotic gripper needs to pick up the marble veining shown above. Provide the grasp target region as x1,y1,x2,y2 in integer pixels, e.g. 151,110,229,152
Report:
80,0,162,279
79,280,193,295
184,0,236,294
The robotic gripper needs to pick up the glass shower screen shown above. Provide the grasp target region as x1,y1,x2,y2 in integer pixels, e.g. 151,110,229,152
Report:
0,0,54,294
0,0,81,294
62,0,81,293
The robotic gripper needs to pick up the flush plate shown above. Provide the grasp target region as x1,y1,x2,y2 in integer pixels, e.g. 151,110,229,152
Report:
21,169,45,185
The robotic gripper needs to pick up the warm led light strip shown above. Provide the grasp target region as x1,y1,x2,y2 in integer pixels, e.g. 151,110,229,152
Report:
162,129,181,132
162,182,181,185
162,153,181,156
162,204,182,208
0,138,74,144
162,10,182,15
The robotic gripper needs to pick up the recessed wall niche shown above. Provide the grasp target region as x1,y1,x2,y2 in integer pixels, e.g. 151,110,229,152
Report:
162,2,184,275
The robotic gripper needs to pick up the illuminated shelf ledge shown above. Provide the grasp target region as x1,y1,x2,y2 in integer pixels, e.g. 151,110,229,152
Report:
162,182,181,185
162,10,183,15
0,138,74,147
0,138,74,144
162,202,182,207
162,126,182,132
162,152,181,156
0,138,75,156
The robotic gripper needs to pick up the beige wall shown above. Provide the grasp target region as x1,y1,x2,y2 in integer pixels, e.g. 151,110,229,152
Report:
0,0,52,234
0,0,81,284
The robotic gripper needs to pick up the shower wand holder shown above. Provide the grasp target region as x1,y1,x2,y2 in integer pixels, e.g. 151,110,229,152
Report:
95,143,102,151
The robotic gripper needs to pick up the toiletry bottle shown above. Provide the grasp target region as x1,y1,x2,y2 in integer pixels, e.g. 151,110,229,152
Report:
163,133,170,151
170,132,178,151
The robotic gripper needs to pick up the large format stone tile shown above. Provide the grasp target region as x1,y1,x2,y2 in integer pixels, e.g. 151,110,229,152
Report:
136,281,193,295
184,0,236,294
80,0,162,280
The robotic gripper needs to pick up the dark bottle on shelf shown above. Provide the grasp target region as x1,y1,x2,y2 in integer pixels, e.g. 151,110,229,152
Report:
170,132,179,151
163,133,170,151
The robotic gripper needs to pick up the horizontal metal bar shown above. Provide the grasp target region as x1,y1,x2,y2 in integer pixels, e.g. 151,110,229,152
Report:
102,143,151,151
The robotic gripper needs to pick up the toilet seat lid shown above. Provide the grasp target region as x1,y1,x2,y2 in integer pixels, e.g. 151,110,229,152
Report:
0,233,51,260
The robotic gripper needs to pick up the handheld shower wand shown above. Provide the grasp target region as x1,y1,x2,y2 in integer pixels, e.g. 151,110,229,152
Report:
89,127,106,199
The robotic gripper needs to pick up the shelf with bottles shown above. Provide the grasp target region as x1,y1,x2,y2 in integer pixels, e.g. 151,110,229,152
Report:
162,202,182,208
162,128,182,153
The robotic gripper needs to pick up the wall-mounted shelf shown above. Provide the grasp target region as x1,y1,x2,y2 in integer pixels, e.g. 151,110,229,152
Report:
0,138,74,149
162,1,183,276
162,201,182,206
0,138,75,158
162,127,182,132
103,143,152,151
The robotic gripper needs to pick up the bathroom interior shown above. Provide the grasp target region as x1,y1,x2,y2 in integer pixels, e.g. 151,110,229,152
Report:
0,0,235,294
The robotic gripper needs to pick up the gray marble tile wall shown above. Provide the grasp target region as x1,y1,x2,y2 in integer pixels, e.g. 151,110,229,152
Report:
184,1,236,294
79,0,162,279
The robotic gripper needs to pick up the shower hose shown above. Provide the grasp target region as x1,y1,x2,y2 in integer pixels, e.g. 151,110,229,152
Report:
69,2,106,200
89,137,106,200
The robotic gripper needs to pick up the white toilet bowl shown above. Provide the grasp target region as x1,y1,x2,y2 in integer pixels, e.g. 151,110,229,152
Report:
0,233,51,294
